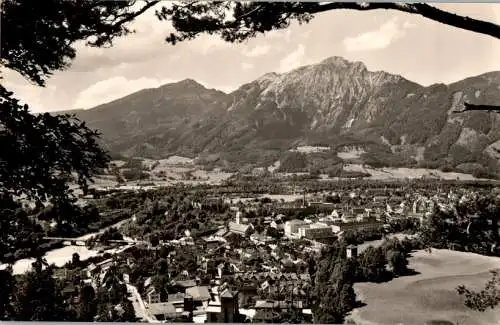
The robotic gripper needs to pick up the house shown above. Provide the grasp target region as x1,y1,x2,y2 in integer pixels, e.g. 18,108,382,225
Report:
146,302,179,321
253,300,282,322
202,237,224,250
167,292,186,310
206,287,243,323
95,258,114,272
86,263,100,279
250,233,274,245
214,227,229,238
346,245,358,259
308,202,335,211
146,287,162,304
171,279,197,293
185,286,211,306
270,219,284,230
228,222,254,237
52,267,68,280
373,196,390,203
201,259,218,275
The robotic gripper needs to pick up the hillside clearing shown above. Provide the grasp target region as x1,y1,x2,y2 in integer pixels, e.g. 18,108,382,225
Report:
343,164,482,181
350,249,500,325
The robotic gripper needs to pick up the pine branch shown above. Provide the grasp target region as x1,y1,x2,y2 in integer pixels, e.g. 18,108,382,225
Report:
453,102,500,113
305,2,500,40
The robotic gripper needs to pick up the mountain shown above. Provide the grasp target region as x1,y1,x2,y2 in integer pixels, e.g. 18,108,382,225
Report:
71,78,231,158
64,56,500,177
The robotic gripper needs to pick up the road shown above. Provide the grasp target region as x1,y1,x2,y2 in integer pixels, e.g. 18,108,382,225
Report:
126,283,160,323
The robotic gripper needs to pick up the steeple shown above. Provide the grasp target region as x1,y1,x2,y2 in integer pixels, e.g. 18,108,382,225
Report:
236,211,241,224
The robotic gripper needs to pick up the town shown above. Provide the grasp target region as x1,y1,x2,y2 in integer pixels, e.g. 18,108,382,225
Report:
3,2,500,324
21,177,498,324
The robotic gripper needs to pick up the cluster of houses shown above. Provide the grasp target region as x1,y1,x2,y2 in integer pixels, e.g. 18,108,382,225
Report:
130,189,476,322
53,186,490,323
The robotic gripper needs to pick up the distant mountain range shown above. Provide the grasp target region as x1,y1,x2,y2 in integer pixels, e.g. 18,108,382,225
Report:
62,56,500,177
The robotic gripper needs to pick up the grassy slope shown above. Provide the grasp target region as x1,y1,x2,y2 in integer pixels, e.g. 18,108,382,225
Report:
350,249,500,325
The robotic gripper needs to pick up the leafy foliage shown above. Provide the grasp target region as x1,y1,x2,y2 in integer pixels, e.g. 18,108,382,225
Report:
457,269,500,312
420,195,500,255
1,0,159,86
12,259,68,321
277,152,308,173
0,86,109,203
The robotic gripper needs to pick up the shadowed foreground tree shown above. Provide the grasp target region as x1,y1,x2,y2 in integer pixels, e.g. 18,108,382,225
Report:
156,2,500,44
1,1,499,91
12,259,68,321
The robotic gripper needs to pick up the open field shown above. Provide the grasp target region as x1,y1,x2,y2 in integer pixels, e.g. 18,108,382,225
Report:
337,148,366,160
350,249,500,325
343,164,482,181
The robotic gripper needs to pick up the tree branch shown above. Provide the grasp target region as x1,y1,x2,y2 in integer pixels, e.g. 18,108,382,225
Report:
112,0,160,29
453,102,500,113
303,2,500,40
234,4,263,20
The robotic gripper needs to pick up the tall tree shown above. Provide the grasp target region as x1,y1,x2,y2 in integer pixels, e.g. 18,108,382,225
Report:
12,259,69,321
76,284,98,321
387,249,409,276
0,267,15,320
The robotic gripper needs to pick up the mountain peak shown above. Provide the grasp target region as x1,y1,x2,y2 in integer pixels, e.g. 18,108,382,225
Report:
177,78,202,86
157,78,207,92
320,56,366,71
320,56,348,65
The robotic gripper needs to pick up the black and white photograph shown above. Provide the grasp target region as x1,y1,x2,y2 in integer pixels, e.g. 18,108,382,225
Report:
1,1,500,324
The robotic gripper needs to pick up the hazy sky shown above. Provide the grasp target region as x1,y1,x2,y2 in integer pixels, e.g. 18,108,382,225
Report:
3,2,500,113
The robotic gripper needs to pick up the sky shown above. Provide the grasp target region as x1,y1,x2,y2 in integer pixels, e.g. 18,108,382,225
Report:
3,2,500,113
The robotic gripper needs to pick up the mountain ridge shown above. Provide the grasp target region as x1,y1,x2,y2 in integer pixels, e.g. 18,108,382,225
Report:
59,56,500,177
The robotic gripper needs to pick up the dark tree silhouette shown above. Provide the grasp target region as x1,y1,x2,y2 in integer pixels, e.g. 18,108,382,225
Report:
0,86,109,205
1,1,499,90
12,258,69,321
0,267,15,320
156,2,500,44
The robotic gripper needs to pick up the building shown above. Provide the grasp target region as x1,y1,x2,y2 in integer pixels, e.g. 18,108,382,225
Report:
146,287,162,304
253,300,281,322
297,223,335,240
185,286,211,308
228,222,254,237
346,245,358,258
412,197,435,214
284,219,308,236
331,218,383,233
206,286,243,323
202,237,225,250
308,202,335,211
146,302,178,320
